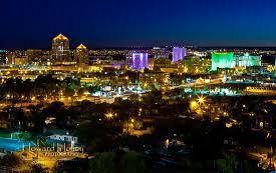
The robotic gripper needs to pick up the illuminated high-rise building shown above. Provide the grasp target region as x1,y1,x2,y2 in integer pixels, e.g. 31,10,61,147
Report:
75,44,89,65
211,52,235,71
51,34,70,64
52,34,69,51
172,47,187,62
131,53,148,70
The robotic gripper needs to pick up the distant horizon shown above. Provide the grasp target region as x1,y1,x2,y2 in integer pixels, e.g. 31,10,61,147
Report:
2,33,276,50
3,44,276,50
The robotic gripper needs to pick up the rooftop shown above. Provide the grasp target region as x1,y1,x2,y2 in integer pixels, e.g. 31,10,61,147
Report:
76,44,87,50
53,34,69,41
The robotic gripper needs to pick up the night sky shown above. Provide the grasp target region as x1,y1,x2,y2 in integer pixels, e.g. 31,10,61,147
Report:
1,0,276,49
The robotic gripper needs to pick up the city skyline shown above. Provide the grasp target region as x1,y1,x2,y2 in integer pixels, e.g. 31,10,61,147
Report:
1,0,276,49
0,0,275,172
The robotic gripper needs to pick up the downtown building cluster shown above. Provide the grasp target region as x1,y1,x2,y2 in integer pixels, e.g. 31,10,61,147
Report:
0,34,275,75
0,34,89,66
0,34,188,72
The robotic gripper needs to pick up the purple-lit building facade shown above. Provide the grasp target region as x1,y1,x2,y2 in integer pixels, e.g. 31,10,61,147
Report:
172,47,187,62
131,53,148,70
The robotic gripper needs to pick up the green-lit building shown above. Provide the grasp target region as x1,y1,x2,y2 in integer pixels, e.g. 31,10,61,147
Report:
211,52,261,71
235,53,262,67
211,52,235,71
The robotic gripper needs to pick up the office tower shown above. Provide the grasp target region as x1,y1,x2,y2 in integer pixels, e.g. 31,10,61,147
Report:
172,47,187,62
131,53,148,70
52,34,70,64
75,44,89,65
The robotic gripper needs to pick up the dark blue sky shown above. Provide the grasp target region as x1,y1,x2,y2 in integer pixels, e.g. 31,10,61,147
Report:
1,0,276,49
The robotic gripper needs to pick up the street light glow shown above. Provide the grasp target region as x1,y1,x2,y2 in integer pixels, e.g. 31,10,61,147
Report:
105,112,116,119
197,95,206,104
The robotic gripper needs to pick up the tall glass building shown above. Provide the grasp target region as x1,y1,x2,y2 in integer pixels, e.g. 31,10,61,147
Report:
51,34,70,64
75,44,88,65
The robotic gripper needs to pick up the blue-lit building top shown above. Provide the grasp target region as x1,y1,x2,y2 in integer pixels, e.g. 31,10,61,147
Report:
0,50,7,64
